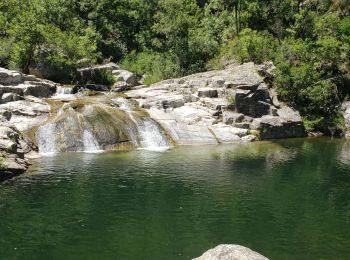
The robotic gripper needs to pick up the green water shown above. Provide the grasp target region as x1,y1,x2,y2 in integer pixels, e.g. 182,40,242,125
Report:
1,138,350,260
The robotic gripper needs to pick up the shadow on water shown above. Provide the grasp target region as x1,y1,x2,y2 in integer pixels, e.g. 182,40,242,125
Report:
1,138,350,259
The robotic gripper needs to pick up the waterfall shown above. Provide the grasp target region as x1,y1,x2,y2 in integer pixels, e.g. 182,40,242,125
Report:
53,86,75,100
57,86,73,95
137,118,170,151
36,97,171,155
37,123,57,155
83,130,102,153
113,97,170,151
37,108,102,154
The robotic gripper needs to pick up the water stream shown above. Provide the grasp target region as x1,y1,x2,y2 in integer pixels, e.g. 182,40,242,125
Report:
52,86,75,100
36,95,170,154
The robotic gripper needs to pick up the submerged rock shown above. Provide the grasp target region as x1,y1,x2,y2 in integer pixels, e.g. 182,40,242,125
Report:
193,244,269,260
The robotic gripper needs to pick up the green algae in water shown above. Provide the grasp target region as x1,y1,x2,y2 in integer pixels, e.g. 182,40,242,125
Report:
1,138,350,259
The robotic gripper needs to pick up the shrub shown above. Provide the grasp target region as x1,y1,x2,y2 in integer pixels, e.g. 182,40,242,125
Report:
121,50,180,85
81,69,116,86
229,29,277,64
8,24,98,83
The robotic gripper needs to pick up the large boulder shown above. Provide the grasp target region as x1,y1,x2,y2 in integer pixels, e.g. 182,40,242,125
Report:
78,63,139,87
1,93,23,103
0,67,58,98
0,123,37,181
342,102,350,128
193,245,269,260
256,108,306,140
0,68,22,85
198,88,219,98
113,69,139,86
235,85,271,118
342,102,350,138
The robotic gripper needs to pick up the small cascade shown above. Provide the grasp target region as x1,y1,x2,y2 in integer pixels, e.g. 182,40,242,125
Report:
83,130,102,153
53,86,75,100
137,118,170,151
113,97,170,151
36,96,171,155
37,123,57,154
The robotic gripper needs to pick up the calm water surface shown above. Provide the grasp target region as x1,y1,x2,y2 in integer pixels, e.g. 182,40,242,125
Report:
1,138,350,260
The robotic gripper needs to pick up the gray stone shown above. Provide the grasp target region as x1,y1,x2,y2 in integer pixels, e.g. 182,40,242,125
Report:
198,88,218,98
125,62,305,145
201,98,228,111
162,96,185,109
193,244,269,260
113,69,139,86
342,101,350,128
0,68,22,86
242,135,258,142
234,122,251,129
23,83,56,98
235,89,271,118
223,111,244,124
1,93,23,103
259,115,306,140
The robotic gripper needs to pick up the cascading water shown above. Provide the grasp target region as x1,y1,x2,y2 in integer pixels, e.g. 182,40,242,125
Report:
113,97,170,151
53,86,75,100
83,129,102,153
137,118,170,151
37,107,102,155
37,123,57,154
36,95,171,155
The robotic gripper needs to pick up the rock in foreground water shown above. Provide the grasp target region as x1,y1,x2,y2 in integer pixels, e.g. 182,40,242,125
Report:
193,245,269,260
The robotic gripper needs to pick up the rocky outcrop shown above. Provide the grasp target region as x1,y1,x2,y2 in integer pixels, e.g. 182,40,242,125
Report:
126,62,306,143
342,101,350,138
77,63,140,91
0,119,38,181
0,68,58,98
0,68,55,179
193,245,269,260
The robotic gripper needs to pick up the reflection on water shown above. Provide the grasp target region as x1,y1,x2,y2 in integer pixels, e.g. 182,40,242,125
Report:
1,138,350,260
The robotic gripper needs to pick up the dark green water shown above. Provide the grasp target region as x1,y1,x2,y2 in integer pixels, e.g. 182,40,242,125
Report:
1,138,350,260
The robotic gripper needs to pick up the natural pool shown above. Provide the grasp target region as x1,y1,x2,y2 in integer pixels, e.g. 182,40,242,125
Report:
1,138,350,259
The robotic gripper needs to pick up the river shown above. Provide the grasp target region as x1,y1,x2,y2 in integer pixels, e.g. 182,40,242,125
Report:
1,138,350,259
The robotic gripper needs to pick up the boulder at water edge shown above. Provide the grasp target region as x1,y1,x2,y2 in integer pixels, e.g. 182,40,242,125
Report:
193,245,269,260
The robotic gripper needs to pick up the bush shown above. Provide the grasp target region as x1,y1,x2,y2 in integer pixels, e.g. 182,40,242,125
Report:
303,114,346,136
121,50,180,85
80,69,116,86
8,23,98,83
229,29,277,64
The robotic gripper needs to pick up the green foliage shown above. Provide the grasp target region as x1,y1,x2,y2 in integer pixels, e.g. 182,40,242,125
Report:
229,29,277,64
121,50,180,85
303,114,346,135
80,69,116,86
0,0,349,133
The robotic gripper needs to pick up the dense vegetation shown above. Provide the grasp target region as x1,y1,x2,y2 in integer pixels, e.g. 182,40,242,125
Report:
0,0,349,132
